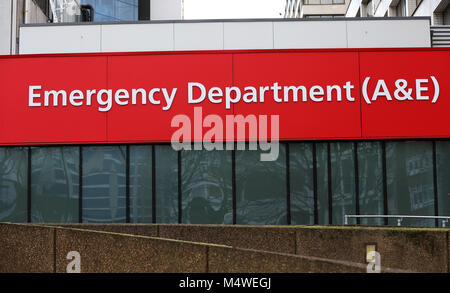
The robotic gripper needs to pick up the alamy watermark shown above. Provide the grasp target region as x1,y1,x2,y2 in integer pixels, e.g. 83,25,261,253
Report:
170,107,280,161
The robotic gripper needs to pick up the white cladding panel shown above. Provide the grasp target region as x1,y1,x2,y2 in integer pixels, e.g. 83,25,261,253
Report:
174,22,223,50
102,23,173,52
347,19,431,47
19,25,101,54
223,22,274,49
274,21,348,48
19,19,431,54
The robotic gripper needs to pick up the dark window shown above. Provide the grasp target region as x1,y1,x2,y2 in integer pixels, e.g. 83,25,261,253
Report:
386,141,435,227
129,145,152,223
289,143,314,225
436,141,450,217
357,142,384,225
155,145,178,223
82,146,126,223
236,145,287,225
330,142,356,225
182,149,232,224
0,148,28,222
31,147,79,223
316,143,329,224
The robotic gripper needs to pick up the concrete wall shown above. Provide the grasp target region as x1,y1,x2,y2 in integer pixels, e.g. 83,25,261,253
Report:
50,223,450,273
0,223,370,273
19,18,431,54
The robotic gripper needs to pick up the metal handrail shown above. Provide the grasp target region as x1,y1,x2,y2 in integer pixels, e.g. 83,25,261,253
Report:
344,215,450,227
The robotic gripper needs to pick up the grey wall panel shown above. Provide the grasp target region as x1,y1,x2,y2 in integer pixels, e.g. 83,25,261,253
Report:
102,23,173,52
223,22,274,50
274,21,348,49
19,25,101,54
346,19,431,48
174,22,223,51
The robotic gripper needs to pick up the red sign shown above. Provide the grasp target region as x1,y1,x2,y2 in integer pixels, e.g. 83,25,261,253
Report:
0,48,449,145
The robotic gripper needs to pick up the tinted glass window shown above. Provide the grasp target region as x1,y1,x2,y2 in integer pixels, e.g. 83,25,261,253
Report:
386,141,435,227
130,145,152,223
357,142,384,225
330,143,356,225
316,143,329,224
31,147,79,223
182,149,232,224
80,0,138,22
436,141,450,218
236,145,287,225
155,145,178,223
289,143,314,225
0,148,28,222
82,146,126,223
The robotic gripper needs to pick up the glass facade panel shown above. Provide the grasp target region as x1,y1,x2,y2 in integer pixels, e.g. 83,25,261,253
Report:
130,145,152,223
0,148,28,222
82,146,126,223
386,141,435,227
155,145,178,223
316,143,329,224
182,149,232,224
436,141,450,217
80,0,138,22
1,140,448,226
357,142,384,225
289,143,314,225
31,147,79,223
330,143,356,225
236,145,287,225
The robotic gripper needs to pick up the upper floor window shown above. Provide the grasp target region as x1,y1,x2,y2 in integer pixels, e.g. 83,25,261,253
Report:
303,0,345,5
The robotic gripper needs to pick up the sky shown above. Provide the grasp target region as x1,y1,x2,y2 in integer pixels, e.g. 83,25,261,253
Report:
183,0,286,19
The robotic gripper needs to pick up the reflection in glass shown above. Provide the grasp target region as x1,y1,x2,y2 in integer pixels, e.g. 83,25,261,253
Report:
79,0,138,22
386,141,435,227
155,145,178,223
357,142,384,225
289,143,314,225
330,143,356,225
316,143,329,224
236,145,287,225
130,145,152,223
82,146,126,223
31,147,79,223
0,148,28,222
182,149,232,224
436,141,450,217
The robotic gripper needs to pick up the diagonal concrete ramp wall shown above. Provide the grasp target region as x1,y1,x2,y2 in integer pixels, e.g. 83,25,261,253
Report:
1,223,379,273
48,223,450,273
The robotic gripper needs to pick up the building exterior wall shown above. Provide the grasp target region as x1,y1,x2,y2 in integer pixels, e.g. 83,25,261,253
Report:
151,0,182,20
0,0,13,55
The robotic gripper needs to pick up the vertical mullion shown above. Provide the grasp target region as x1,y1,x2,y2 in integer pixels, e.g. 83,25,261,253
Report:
152,145,156,224
354,142,360,225
79,146,83,223
313,143,318,224
382,141,388,226
232,149,236,225
178,150,182,224
126,145,130,223
432,141,439,227
27,147,31,223
327,143,332,225
286,143,291,225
